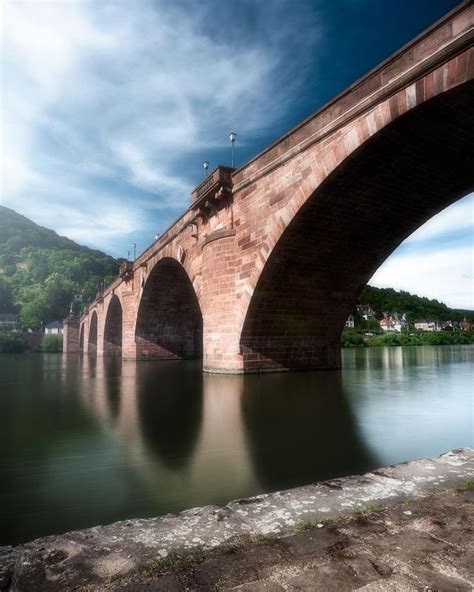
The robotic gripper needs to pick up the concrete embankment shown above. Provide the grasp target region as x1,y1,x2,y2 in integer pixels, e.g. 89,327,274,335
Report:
1,448,473,591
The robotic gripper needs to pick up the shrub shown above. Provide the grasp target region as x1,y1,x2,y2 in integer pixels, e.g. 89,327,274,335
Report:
341,329,366,348
0,331,27,353
42,334,63,352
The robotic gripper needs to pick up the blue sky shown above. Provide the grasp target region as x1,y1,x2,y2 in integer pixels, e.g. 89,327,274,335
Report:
1,0,472,309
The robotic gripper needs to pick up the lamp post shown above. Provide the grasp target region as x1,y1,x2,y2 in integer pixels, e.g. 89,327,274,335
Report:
229,131,237,167
203,161,209,178
133,242,137,260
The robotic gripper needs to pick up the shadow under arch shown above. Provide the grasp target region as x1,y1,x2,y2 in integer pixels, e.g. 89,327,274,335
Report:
240,81,474,371
79,323,84,353
88,311,98,356
104,295,123,357
136,360,203,471
241,370,377,491
135,257,203,360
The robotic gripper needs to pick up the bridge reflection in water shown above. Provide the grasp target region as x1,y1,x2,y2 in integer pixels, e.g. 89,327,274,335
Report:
0,346,472,545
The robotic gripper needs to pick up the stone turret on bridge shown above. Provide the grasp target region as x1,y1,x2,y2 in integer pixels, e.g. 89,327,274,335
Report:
70,1,474,373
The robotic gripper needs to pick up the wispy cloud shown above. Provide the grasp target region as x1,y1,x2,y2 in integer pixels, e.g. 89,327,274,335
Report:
1,0,320,255
370,194,473,309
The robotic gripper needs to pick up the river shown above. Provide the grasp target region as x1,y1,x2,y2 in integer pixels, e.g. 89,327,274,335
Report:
0,345,472,545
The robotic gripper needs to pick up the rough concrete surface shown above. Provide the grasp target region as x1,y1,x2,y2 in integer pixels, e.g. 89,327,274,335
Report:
1,449,473,591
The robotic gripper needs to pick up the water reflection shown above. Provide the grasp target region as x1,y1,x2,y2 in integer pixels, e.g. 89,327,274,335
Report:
105,358,122,419
136,361,203,470
0,346,472,545
342,346,474,466
242,371,377,490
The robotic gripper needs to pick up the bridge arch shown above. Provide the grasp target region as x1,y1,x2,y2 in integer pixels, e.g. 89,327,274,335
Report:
239,80,473,371
79,323,84,353
135,257,203,360
104,295,123,356
88,311,98,356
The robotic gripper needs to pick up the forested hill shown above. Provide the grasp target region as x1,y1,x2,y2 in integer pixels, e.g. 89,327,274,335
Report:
0,206,120,328
358,285,472,323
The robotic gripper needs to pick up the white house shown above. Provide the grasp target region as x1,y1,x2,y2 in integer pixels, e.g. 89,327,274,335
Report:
414,319,440,332
44,321,63,335
380,312,407,333
356,304,375,320
345,314,355,328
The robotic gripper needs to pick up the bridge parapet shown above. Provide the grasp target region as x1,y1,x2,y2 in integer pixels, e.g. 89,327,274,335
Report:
191,165,235,223
119,261,134,282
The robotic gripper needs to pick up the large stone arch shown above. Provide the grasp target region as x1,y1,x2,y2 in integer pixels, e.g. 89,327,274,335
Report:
88,311,98,356
238,80,473,372
103,295,123,357
135,257,203,360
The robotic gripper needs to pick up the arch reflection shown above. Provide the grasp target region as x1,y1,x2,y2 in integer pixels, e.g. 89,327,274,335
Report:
136,361,203,471
242,371,377,491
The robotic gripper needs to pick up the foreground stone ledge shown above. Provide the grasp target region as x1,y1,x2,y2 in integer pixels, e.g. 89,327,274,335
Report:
1,448,473,591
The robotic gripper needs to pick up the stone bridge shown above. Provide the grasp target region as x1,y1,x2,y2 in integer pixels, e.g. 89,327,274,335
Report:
64,2,474,374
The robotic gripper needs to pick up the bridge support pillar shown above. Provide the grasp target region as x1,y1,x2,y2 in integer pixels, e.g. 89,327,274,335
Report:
122,291,138,360
63,319,80,353
201,233,244,374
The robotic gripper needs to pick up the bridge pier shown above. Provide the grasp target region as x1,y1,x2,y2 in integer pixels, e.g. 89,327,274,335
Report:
201,230,245,373
63,319,80,354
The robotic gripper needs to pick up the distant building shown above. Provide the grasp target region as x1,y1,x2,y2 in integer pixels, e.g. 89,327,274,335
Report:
460,318,472,331
345,314,355,328
380,312,407,333
44,321,63,335
414,319,440,332
0,313,18,329
357,304,375,320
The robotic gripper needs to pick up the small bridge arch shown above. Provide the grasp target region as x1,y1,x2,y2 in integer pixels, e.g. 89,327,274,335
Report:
79,323,85,353
88,311,98,356
104,295,123,356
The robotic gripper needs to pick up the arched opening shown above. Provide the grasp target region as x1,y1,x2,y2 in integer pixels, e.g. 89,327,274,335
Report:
240,81,473,372
88,311,98,356
79,323,84,353
135,258,203,360
103,295,122,356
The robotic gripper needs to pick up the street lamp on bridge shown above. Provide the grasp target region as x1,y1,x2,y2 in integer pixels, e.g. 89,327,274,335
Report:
229,131,237,167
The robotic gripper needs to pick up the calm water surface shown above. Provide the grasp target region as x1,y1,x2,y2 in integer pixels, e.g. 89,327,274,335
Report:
1,345,472,545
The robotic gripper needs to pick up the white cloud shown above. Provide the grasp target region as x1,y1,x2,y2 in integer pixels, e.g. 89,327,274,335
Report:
371,195,474,309
401,194,474,245
371,246,473,310
1,0,319,255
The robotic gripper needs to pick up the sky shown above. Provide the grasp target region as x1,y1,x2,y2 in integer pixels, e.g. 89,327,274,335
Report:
1,0,472,309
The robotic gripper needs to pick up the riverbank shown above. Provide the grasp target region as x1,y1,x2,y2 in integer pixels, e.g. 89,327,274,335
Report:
1,448,472,591
341,329,474,348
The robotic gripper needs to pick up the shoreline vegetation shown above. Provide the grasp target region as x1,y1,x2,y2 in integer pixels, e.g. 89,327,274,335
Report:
341,328,474,348
0,332,62,354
